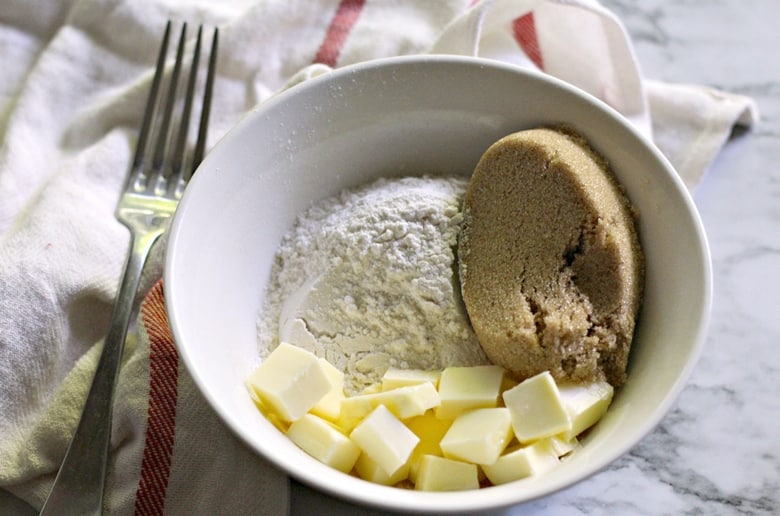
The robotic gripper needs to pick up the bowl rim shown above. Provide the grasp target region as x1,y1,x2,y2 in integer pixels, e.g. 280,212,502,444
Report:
165,53,712,512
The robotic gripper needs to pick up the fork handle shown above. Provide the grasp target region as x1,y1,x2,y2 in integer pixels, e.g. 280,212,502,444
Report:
40,230,163,516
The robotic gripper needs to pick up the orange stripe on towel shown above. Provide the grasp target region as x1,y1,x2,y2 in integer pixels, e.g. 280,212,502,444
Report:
512,12,544,69
314,0,366,67
134,280,179,516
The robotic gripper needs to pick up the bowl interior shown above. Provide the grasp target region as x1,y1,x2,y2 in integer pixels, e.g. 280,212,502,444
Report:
165,55,710,512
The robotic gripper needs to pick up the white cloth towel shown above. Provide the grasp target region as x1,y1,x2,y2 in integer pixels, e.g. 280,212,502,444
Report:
0,0,758,514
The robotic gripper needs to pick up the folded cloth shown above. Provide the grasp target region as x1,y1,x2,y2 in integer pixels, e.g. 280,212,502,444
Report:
0,0,758,514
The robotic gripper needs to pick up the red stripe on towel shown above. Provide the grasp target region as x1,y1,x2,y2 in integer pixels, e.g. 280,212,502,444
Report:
512,13,544,69
134,280,179,516
314,0,366,66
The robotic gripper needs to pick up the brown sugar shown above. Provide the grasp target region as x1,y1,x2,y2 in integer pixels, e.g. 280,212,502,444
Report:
458,127,644,386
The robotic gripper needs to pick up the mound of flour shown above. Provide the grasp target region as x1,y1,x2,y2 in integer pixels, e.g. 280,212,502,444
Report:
256,176,490,394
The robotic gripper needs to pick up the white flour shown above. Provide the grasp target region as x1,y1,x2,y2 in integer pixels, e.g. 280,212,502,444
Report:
256,176,490,394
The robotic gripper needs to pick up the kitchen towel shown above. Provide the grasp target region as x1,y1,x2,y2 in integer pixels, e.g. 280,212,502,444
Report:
0,0,757,514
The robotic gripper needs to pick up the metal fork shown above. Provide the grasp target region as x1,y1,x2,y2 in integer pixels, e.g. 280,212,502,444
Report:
40,21,218,515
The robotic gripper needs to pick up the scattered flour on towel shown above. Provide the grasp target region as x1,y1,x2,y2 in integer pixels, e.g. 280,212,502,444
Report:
256,176,490,394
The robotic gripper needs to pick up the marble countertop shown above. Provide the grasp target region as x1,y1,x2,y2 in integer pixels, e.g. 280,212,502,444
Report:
294,1,780,514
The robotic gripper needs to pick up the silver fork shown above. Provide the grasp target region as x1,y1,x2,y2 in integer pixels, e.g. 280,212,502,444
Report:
40,21,218,515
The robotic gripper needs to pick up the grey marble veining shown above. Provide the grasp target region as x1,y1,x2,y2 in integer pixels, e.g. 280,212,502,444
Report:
293,1,780,514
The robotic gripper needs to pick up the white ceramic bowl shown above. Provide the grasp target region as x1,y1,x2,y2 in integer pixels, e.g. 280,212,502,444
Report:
165,55,711,512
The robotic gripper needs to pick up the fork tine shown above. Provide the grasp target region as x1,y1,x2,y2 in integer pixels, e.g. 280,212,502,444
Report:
151,22,188,184
129,21,217,199
129,21,171,188
190,27,219,176
170,25,203,185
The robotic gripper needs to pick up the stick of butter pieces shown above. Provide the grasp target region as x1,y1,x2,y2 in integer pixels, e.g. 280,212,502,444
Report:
245,342,331,422
246,343,615,491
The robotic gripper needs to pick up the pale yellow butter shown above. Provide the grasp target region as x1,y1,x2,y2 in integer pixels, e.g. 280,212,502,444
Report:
354,452,411,486
502,371,571,443
287,413,360,473
248,397,289,433
246,342,331,422
415,455,479,491
349,405,420,477
381,368,440,391
247,352,613,490
310,358,345,422
482,439,560,485
405,411,453,483
547,434,580,457
339,382,440,430
557,381,614,440
436,365,504,420
498,375,519,406
439,407,513,465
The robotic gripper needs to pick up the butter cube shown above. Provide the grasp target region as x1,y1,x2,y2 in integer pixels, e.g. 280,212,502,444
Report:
310,358,345,422
482,439,560,485
382,368,440,391
547,434,580,457
287,414,361,473
339,382,440,430
405,412,453,482
502,371,571,443
557,381,614,440
436,365,504,420
498,375,519,407
354,452,410,486
415,455,479,491
350,405,420,477
246,342,331,422
440,408,513,465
